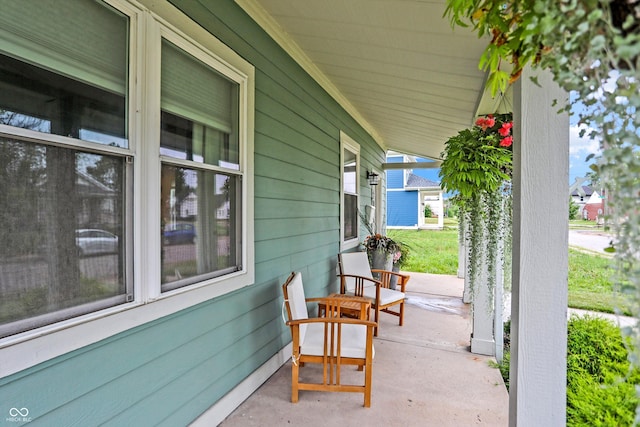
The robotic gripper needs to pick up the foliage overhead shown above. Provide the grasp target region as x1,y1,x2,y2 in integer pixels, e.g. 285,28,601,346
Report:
444,0,640,385
439,113,513,199
439,113,513,304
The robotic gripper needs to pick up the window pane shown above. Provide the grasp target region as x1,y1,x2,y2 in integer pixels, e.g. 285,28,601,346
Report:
160,39,239,169
343,149,356,194
160,111,238,169
343,194,358,241
161,164,240,291
0,138,128,338
0,0,128,147
0,53,128,148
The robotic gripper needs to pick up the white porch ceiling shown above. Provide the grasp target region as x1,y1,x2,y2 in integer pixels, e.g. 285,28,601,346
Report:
236,0,504,160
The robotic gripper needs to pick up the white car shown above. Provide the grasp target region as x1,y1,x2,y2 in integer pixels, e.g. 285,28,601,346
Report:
76,229,119,255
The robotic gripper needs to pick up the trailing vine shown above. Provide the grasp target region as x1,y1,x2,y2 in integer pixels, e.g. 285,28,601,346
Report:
444,0,640,382
440,114,513,307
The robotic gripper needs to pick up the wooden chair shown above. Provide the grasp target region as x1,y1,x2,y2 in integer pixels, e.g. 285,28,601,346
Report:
282,271,376,407
338,252,410,336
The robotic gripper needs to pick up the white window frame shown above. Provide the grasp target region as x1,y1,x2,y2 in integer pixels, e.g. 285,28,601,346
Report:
340,131,360,251
0,0,255,377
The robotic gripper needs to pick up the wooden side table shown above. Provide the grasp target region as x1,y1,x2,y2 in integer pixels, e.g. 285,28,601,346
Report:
317,293,371,321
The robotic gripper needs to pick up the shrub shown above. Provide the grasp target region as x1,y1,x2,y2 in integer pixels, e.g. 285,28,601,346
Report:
567,316,640,426
496,316,639,426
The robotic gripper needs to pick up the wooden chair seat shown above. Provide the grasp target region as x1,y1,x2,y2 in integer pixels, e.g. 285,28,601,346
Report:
282,272,376,407
300,322,374,359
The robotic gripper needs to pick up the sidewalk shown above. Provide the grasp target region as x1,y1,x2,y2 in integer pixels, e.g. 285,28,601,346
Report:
219,273,508,426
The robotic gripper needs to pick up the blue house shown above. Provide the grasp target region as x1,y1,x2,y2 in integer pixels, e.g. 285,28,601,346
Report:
386,154,444,229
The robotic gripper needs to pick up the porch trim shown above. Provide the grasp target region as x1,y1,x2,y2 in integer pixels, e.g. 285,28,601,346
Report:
234,0,382,147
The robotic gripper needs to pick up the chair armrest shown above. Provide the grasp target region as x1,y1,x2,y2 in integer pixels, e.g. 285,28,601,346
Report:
287,317,377,328
371,269,410,291
337,274,382,297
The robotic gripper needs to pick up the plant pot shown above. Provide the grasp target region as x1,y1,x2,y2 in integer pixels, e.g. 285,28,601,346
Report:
389,263,400,290
368,248,393,280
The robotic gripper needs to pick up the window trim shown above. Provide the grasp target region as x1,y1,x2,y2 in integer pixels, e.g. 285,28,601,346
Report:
0,0,255,377
340,131,360,251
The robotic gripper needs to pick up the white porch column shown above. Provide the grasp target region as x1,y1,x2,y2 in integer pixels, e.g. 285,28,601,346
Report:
510,68,569,426
437,191,444,229
471,205,496,356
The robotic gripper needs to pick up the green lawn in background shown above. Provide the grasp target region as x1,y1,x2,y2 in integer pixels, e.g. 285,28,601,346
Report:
568,249,631,315
388,224,627,314
388,227,459,275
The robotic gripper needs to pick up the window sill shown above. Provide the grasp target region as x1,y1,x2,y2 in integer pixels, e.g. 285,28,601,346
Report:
0,269,254,378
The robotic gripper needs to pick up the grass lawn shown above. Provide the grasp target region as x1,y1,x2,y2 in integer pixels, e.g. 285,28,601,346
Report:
568,249,631,315
388,227,459,275
388,225,628,314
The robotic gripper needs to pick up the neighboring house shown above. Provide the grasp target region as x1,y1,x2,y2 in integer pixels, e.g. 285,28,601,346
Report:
570,184,594,217
570,184,605,221
386,154,444,229
583,190,605,222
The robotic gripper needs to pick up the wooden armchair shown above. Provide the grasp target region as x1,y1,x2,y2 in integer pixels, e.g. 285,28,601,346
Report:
338,252,410,336
282,272,376,407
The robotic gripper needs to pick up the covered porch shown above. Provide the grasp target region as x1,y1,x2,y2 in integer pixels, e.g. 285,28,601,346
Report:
214,272,509,426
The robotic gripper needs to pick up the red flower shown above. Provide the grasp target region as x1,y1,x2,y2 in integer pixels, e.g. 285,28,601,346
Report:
500,136,513,147
475,115,496,131
498,122,512,137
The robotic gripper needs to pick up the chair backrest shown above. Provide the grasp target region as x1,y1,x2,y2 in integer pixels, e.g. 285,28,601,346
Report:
283,272,309,342
339,252,374,292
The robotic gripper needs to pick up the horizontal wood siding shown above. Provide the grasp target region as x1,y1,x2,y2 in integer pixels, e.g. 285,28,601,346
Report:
387,168,406,190
387,190,418,226
0,0,386,424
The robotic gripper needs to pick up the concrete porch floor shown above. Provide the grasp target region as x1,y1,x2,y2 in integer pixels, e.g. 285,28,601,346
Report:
219,273,509,426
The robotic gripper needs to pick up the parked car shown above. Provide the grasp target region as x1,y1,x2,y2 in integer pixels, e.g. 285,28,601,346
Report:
163,222,196,245
76,229,119,255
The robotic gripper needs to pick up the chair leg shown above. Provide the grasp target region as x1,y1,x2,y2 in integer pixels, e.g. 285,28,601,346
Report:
374,306,380,337
399,300,404,326
291,359,299,403
364,360,372,407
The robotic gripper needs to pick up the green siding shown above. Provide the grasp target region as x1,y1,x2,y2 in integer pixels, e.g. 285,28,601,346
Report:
0,0,386,424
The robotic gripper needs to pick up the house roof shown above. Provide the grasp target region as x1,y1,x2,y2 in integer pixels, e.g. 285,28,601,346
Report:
237,0,502,161
571,185,594,197
406,173,441,189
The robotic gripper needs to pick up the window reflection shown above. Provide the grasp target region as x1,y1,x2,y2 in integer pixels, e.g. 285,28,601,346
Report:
160,164,239,290
0,53,127,148
0,138,126,332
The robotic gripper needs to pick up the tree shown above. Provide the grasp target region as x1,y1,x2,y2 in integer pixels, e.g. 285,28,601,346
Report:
569,198,579,221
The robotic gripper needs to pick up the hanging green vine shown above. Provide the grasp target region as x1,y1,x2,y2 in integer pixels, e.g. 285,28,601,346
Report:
440,114,513,304
444,0,640,378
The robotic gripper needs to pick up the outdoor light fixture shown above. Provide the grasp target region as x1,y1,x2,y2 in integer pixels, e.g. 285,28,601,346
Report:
366,171,379,186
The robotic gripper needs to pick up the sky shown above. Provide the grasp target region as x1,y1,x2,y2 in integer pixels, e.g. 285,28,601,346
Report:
569,123,600,185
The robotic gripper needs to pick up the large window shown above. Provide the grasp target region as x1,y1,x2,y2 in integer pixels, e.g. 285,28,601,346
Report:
159,39,242,292
340,132,360,250
0,0,254,352
0,0,130,338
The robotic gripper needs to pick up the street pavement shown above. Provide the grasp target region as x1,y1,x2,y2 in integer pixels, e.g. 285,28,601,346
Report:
568,229,614,255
